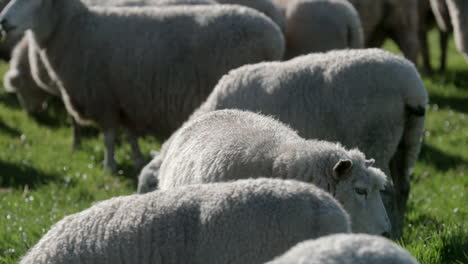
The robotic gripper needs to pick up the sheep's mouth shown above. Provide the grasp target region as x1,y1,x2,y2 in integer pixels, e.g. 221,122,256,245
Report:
0,24,16,40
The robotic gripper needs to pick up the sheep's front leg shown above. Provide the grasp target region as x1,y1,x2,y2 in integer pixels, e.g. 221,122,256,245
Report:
103,129,117,174
125,129,145,170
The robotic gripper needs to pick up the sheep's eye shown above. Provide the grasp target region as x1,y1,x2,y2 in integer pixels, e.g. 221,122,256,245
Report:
355,188,368,197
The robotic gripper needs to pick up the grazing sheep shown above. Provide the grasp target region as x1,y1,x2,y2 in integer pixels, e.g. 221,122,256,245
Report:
267,234,420,264
20,178,350,264
0,0,284,173
142,49,427,238
347,0,419,64
144,110,391,236
274,0,364,59
446,0,468,59
3,34,51,114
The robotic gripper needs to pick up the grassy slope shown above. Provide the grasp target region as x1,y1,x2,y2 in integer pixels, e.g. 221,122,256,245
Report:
0,30,466,263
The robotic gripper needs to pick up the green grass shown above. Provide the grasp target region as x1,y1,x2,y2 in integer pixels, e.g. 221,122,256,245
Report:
0,29,467,263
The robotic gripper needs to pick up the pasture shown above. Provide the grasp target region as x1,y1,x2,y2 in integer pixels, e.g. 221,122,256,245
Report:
0,30,467,263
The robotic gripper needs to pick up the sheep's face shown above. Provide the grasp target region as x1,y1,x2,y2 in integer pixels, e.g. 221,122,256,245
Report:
137,157,161,194
4,68,51,113
0,0,54,42
332,157,392,237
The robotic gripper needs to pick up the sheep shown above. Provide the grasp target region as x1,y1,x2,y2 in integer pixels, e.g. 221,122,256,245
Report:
2,0,216,150
0,0,285,173
3,0,281,117
445,0,468,60
141,109,392,236
273,0,364,59
267,234,420,264
140,48,427,238
3,34,51,114
0,0,216,61
347,0,419,65
20,178,350,264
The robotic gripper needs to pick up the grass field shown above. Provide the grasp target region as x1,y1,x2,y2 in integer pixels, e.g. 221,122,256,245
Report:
0,30,467,263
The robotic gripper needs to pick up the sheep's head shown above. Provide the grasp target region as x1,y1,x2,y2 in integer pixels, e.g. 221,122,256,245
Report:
137,155,162,194
273,141,392,237
0,0,56,43
332,150,392,237
4,67,51,114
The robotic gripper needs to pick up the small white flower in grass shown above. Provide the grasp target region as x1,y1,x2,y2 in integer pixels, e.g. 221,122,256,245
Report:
453,208,459,213
20,134,26,141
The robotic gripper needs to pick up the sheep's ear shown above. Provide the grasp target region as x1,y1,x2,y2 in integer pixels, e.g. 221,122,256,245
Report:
333,159,353,180
365,158,375,167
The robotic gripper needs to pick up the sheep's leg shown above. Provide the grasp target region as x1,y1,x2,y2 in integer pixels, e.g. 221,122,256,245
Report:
103,129,117,174
71,118,82,152
125,130,145,170
439,29,450,72
418,18,433,75
392,33,419,66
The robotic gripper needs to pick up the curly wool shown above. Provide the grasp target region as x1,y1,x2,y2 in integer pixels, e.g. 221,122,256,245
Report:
20,179,350,264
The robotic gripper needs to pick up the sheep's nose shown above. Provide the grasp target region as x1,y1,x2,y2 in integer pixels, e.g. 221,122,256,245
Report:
381,232,391,238
0,18,14,32
0,18,8,29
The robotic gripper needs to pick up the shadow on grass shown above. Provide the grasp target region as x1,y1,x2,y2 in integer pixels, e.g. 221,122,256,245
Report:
440,233,468,264
0,160,61,189
418,143,467,171
0,92,21,110
31,97,100,140
30,97,70,128
0,118,21,138
432,69,468,89
429,93,468,114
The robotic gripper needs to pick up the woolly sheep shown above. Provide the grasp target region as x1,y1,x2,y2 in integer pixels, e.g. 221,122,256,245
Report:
274,0,364,58
347,0,419,64
141,49,427,238
3,0,280,116
3,34,50,114
0,0,216,60
2,0,215,150
0,0,284,173
142,110,391,236
20,178,350,264
267,234,420,264
446,0,468,59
